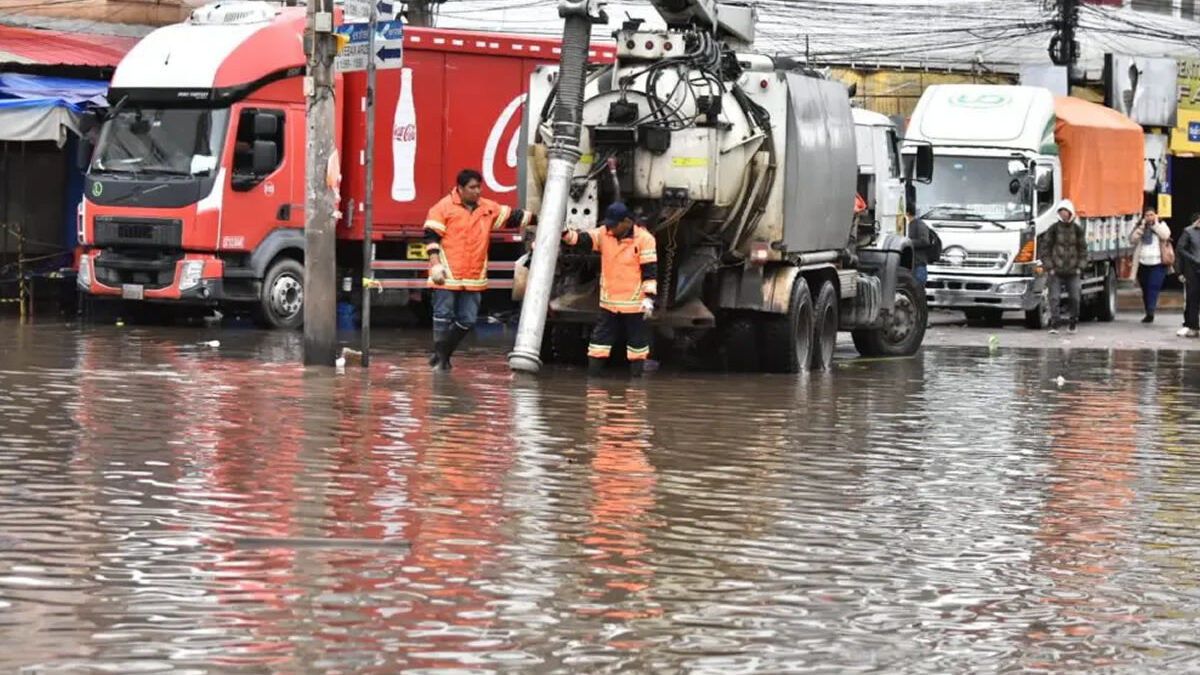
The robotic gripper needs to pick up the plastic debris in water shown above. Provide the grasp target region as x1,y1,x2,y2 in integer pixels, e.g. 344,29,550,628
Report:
1055,375,1066,388
335,356,346,373
987,334,1000,354
115,319,125,327
203,340,220,348
340,347,363,366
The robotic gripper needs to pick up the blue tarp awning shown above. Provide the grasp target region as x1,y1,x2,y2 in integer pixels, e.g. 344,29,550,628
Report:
0,73,107,143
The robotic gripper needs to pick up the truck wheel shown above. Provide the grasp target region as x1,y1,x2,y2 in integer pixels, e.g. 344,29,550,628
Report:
1023,289,1050,329
254,258,305,329
1095,266,1117,322
810,279,839,370
851,268,926,357
761,276,813,373
722,315,762,372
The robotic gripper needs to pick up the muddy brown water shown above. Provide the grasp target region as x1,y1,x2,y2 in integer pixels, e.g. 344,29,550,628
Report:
2,321,1200,673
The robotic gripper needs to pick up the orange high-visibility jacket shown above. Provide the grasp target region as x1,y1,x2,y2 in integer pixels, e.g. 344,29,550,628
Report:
423,189,531,290
564,225,658,313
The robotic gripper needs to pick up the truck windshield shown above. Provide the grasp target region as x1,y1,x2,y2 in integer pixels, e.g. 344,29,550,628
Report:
91,108,230,177
915,155,1030,223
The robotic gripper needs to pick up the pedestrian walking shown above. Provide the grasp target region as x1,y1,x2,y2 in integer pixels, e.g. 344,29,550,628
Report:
1041,199,1088,335
561,202,658,377
906,202,938,286
423,169,534,370
1130,208,1173,323
1175,212,1200,338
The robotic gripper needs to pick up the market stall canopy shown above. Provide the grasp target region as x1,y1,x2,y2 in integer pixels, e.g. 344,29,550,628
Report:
0,73,108,144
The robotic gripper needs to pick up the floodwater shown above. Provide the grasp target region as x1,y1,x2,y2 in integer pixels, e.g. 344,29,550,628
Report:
2,320,1200,674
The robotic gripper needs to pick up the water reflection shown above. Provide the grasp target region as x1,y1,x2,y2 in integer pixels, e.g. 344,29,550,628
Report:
1,323,1199,672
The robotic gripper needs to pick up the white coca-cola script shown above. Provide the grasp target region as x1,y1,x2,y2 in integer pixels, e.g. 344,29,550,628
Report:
482,93,526,193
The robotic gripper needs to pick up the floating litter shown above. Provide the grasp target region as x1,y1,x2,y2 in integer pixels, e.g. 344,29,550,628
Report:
203,340,220,348
1055,375,1066,387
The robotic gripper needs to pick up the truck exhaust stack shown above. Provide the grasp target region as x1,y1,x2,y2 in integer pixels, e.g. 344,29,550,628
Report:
508,0,604,374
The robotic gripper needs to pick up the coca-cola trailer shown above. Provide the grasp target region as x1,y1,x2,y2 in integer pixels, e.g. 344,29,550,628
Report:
76,1,615,328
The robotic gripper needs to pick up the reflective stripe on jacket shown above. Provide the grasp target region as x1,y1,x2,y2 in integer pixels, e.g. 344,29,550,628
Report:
423,189,531,290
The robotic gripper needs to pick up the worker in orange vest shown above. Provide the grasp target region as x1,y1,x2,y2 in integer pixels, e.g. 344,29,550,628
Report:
562,202,658,377
424,169,534,371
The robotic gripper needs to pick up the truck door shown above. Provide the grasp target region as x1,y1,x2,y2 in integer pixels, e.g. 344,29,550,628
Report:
220,106,290,253
1032,156,1063,236
879,127,905,235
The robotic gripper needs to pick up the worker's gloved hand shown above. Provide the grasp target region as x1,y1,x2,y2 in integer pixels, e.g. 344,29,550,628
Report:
641,297,655,319
430,263,447,285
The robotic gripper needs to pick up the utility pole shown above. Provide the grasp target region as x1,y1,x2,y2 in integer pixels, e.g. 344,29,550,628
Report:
1049,0,1080,76
304,0,339,367
360,1,379,368
404,0,441,27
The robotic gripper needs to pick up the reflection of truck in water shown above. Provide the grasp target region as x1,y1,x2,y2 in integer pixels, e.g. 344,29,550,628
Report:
903,85,1144,328
517,1,931,372
76,1,614,328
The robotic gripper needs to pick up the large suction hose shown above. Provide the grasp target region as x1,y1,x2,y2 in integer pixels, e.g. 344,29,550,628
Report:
508,2,598,374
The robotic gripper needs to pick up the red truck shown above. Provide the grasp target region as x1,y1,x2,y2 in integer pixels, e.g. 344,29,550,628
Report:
76,1,615,328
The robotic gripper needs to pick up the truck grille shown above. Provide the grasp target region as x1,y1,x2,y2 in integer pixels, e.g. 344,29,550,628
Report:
93,216,183,249
935,250,1009,270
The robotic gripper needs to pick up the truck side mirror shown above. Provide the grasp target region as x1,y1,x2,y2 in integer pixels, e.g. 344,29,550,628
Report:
254,113,278,139
1034,166,1053,191
914,144,933,184
252,140,278,175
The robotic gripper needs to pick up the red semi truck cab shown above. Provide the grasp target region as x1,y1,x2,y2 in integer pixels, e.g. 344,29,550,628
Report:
77,0,614,328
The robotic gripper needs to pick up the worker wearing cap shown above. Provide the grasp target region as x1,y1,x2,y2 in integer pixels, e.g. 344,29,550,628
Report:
562,202,658,377
424,168,534,371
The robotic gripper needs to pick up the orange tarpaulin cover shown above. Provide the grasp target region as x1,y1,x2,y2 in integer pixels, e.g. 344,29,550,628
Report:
1054,97,1144,218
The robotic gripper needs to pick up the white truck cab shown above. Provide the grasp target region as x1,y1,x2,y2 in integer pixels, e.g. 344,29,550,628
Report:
903,84,1139,327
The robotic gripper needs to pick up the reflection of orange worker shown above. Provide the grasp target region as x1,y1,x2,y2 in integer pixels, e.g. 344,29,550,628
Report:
562,202,658,377
855,192,867,213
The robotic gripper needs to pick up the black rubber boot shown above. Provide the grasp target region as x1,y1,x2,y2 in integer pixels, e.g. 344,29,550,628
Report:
628,360,644,378
588,357,606,376
430,329,451,371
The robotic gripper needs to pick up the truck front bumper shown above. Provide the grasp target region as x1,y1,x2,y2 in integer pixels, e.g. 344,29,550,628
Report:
925,274,1042,312
78,250,225,303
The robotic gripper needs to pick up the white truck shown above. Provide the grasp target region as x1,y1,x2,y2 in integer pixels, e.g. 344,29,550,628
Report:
903,84,1144,328
511,0,932,373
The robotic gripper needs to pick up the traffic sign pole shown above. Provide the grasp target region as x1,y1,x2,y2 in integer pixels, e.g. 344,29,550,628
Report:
360,1,377,367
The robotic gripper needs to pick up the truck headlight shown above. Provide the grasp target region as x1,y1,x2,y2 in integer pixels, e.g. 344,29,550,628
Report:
77,255,92,289
997,280,1029,295
179,260,204,291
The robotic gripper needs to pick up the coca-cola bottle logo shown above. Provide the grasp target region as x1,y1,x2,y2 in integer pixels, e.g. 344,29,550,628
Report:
483,93,526,193
394,123,416,143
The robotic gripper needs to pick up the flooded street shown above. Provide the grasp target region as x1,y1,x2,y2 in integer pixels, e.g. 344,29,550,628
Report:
2,320,1200,673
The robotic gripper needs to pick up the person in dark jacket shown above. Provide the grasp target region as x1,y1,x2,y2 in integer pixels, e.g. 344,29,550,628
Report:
906,202,935,286
1175,212,1200,338
1042,199,1088,335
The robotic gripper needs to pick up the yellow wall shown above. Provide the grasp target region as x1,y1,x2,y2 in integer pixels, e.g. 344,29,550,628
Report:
831,67,1015,118
0,0,196,26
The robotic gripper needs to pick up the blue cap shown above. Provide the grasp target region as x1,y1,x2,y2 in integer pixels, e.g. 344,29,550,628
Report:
602,202,630,227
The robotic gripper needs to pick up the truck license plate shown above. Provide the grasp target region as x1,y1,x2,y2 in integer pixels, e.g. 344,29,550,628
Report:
407,242,429,260
121,284,144,300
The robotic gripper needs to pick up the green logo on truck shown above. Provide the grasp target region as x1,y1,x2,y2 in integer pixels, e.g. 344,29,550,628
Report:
949,93,1011,109
91,181,103,198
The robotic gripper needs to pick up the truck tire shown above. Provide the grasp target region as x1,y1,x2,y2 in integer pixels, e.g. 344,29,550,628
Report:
761,276,813,373
722,315,762,372
851,267,926,357
810,279,839,370
1095,266,1117,322
254,257,305,330
1023,288,1051,329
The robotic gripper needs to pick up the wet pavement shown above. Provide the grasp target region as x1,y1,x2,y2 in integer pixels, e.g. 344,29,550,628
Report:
3,320,1200,673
